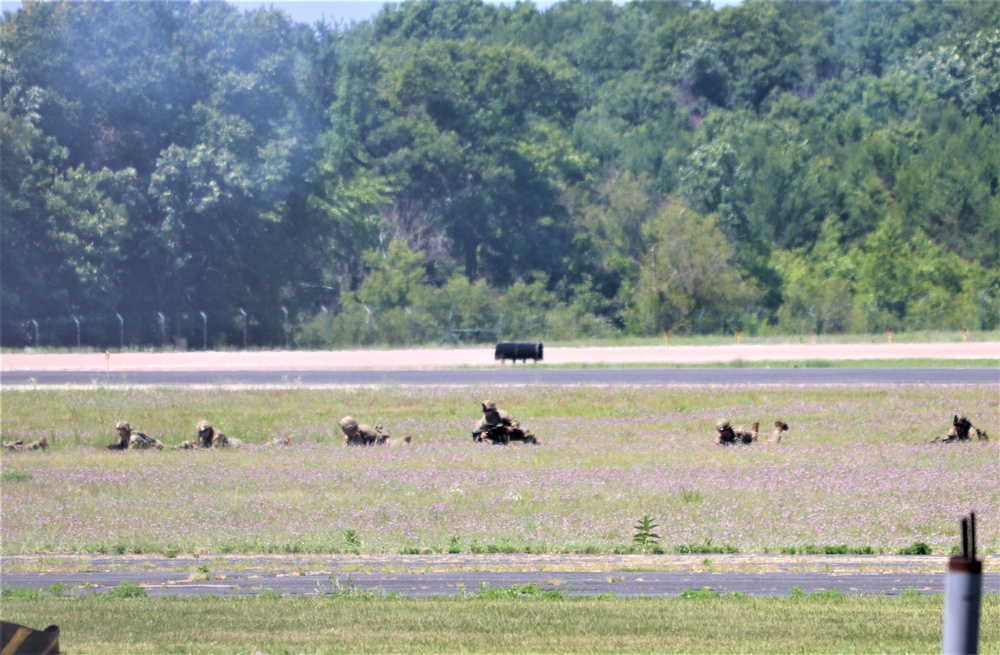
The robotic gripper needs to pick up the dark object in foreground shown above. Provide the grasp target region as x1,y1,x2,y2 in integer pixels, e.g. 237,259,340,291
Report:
1,621,60,654
943,512,983,654
472,423,538,445
494,342,543,363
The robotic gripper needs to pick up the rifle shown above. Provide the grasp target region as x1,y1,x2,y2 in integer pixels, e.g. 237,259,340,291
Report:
472,423,511,445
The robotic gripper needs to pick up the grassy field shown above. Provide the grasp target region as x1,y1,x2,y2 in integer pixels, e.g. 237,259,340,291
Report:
2,592,999,654
2,385,997,556
2,384,998,654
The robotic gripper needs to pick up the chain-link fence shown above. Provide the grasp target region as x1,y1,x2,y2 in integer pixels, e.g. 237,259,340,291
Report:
2,293,997,350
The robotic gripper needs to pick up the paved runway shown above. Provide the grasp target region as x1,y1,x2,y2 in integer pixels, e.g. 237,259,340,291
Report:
2,366,998,386
4,554,995,598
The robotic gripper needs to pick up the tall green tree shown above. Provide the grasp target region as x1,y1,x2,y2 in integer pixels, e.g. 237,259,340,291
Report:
629,203,762,334
1,52,130,341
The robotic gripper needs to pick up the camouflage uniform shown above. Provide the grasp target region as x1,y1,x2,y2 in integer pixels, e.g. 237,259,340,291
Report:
715,420,757,445
109,421,164,450
936,414,989,443
339,416,399,446
474,400,538,445
2,437,48,451
181,420,241,449
766,421,789,444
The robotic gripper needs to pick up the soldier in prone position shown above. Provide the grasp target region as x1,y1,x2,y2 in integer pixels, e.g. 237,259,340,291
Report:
715,420,758,445
473,400,538,445
108,421,164,450
2,436,48,451
766,421,790,443
933,414,990,443
339,416,411,446
181,420,241,449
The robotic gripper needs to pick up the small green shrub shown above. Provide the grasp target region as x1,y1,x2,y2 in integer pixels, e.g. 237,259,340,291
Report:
679,587,720,599
1,584,43,599
678,487,703,504
475,582,565,600
258,587,283,600
899,542,932,555
105,581,147,598
343,530,362,553
675,538,737,554
1,470,32,482
633,515,660,550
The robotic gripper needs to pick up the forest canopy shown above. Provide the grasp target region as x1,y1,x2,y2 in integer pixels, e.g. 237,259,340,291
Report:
2,0,998,347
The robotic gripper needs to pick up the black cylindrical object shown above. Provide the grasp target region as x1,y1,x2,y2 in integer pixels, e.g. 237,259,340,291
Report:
494,342,543,362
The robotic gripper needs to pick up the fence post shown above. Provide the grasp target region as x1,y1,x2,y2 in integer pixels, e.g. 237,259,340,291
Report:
157,312,166,349
320,305,329,349
943,512,982,654
364,305,373,345
116,312,124,350
72,315,81,349
30,319,39,348
199,311,207,350
282,306,289,349
240,308,248,349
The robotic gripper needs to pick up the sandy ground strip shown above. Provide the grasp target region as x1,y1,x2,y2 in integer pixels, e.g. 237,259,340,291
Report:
2,342,998,372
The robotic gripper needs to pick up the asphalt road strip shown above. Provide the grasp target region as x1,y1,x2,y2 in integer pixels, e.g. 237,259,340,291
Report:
4,554,997,598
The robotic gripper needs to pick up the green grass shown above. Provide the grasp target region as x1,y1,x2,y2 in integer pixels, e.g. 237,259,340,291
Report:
3,590,1000,655
0,594,997,653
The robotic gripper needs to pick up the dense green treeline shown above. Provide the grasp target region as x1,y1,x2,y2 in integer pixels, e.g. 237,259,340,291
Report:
1,0,997,347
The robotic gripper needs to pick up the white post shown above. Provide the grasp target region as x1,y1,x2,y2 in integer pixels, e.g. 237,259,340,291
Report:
157,312,166,348
199,311,207,350
239,308,248,350
364,305,372,344
943,513,982,655
320,305,329,349
282,306,289,349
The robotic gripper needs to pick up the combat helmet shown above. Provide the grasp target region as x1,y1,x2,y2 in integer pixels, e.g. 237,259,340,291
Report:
716,419,731,431
116,421,131,431
196,420,212,433
482,400,497,413
339,416,358,432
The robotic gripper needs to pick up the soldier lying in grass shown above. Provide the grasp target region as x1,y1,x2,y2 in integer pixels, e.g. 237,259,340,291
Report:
181,420,242,449
2,436,47,451
932,414,989,443
473,400,538,445
108,421,164,450
715,420,758,445
339,416,411,446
